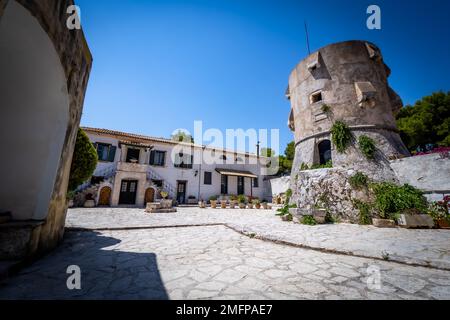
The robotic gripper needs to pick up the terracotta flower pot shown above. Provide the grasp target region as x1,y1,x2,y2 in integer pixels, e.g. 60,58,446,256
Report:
239,203,246,209
220,200,227,209
437,219,450,229
199,201,206,208
255,204,261,209
261,203,268,210
210,200,217,209
247,203,254,209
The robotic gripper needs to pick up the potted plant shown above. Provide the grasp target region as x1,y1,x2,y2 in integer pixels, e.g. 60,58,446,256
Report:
253,199,261,209
160,191,173,209
247,201,254,209
220,198,227,209
428,197,450,229
261,201,268,210
83,193,95,208
237,195,247,209
229,195,237,209
209,196,218,209
198,199,206,208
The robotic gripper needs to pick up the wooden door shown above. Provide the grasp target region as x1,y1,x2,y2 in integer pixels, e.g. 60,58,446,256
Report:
98,187,112,206
145,188,155,204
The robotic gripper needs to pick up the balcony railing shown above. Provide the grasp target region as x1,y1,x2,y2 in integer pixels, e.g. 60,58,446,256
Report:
117,161,148,173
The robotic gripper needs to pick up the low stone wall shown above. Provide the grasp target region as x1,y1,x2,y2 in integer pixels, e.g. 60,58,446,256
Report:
290,168,371,222
390,153,450,202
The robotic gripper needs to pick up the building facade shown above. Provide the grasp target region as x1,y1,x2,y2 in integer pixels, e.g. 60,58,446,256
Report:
80,128,272,207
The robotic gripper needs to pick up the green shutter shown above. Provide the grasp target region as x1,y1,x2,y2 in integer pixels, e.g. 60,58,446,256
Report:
149,150,155,165
108,146,117,162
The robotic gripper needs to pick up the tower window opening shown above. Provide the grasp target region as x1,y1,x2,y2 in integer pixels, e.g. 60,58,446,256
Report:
310,91,323,104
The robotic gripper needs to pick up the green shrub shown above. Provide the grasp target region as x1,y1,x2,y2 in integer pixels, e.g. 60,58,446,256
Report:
68,128,98,191
310,160,333,169
301,215,317,225
300,163,309,170
371,182,428,219
427,202,450,221
349,172,369,190
276,203,297,216
237,195,247,204
353,199,372,225
331,121,352,153
321,104,331,114
285,188,292,199
358,135,376,159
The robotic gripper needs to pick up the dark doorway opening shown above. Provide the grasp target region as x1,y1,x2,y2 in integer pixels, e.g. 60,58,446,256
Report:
318,140,332,165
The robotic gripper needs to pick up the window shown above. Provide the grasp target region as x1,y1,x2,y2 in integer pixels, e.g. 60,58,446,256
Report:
150,150,166,166
220,155,227,161
174,152,193,169
221,175,228,194
95,143,116,162
204,171,212,185
152,180,163,188
318,140,332,165
126,148,140,163
310,91,323,104
253,178,259,188
236,157,243,163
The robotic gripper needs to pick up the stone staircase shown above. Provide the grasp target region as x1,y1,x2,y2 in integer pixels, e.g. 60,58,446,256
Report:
73,164,117,206
146,167,177,199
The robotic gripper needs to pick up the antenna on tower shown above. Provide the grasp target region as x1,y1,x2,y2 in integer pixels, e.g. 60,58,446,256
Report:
304,20,311,55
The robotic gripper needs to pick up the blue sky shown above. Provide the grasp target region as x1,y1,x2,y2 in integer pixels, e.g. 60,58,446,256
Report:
77,0,450,154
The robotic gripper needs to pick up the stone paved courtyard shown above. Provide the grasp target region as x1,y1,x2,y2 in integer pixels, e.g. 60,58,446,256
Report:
1,207,449,300
67,207,450,269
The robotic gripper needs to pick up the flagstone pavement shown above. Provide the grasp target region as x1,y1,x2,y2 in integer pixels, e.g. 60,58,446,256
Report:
0,207,449,300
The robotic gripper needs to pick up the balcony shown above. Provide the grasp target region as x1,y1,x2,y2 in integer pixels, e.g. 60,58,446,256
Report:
117,161,148,173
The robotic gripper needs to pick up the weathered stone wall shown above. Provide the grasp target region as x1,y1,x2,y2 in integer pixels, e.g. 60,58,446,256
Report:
0,0,92,260
290,168,372,222
390,153,450,202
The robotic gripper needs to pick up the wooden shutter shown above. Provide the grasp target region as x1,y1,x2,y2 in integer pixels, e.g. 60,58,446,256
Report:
108,146,117,162
161,152,166,166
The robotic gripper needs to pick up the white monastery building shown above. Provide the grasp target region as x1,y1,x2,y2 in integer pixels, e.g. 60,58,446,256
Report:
81,127,273,207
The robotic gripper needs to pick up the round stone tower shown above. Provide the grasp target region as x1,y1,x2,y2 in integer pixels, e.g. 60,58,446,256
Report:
287,40,410,221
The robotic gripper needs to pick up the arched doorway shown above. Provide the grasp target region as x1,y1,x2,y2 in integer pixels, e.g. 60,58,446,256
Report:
145,188,155,204
318,140,332,165
0,1,70,220
98,187,112,206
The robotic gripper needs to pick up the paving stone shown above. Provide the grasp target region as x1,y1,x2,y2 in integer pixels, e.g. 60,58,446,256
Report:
1,216,450,300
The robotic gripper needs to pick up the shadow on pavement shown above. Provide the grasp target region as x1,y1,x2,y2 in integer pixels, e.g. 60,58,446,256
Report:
0,231,169,300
